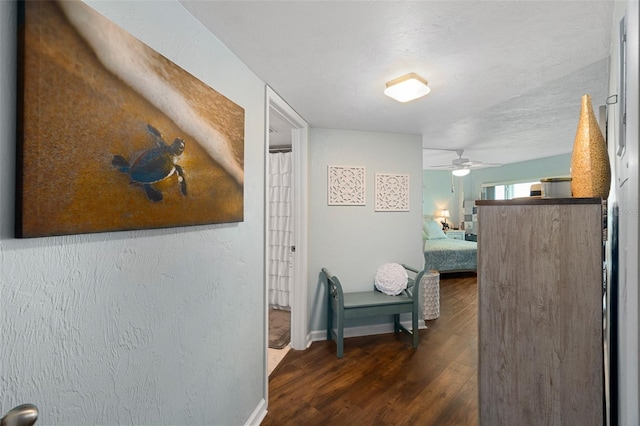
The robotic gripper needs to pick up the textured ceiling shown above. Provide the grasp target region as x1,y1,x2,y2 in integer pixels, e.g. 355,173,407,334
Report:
180,1,614,168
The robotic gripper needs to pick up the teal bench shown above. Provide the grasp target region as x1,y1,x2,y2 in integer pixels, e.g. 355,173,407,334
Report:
321,264,424,358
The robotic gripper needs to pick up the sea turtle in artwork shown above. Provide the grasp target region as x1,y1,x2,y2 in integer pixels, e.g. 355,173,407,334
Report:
112,124,187,202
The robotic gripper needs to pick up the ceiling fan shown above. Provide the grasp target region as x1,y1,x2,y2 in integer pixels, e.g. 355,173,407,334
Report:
427,149,501,176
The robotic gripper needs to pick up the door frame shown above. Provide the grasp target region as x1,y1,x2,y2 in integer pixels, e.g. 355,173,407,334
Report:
264,86,309,350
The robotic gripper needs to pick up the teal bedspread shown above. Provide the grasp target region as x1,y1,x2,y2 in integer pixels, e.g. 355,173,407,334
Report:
423,238,477,272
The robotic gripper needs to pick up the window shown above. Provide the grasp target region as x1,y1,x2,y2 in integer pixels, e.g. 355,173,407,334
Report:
482,181,539,200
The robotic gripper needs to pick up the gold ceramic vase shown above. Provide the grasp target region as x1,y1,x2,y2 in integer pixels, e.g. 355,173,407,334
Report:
570,94,611,199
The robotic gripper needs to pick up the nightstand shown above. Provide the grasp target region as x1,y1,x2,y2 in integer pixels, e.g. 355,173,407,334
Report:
445,229,465,240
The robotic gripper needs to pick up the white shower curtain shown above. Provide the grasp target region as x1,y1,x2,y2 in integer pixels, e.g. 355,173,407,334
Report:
268,152,293,309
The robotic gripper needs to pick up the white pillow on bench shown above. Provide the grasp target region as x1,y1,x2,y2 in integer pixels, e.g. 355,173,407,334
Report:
374,263,408,296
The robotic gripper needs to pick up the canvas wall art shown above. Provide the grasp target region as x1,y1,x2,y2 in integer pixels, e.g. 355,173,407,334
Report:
17,0,245,238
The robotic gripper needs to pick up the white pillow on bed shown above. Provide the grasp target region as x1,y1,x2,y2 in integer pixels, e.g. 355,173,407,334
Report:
424,220,447,240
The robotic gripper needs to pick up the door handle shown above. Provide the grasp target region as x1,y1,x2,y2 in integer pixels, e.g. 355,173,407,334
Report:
1,404,38,426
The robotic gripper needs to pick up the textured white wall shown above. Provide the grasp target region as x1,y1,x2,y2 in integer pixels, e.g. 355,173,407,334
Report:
308,129,424,332
1,2,266,425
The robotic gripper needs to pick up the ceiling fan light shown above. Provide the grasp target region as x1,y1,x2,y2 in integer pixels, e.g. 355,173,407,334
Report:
384,73,430,102
452,168,470,177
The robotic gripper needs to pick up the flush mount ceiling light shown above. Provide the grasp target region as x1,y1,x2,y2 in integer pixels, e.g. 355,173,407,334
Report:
384,72,430,102
452,168,470,177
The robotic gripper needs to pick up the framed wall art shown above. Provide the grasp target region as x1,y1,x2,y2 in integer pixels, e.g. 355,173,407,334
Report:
16,0,245,238
327,166,365,206
375,173,410,211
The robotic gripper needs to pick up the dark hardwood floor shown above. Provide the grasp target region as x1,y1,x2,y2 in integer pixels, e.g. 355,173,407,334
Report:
263,272,478,426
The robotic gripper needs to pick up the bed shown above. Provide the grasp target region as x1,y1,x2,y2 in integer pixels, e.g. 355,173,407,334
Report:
423,219,477,273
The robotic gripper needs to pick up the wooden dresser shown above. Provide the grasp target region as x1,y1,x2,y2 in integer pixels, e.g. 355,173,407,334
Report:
476,198,604,425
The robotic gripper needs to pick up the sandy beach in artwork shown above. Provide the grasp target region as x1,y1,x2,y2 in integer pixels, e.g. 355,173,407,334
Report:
19,1,244,237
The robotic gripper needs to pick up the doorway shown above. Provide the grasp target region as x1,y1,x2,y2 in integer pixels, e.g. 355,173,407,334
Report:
265,87,309,379
267,108,293,374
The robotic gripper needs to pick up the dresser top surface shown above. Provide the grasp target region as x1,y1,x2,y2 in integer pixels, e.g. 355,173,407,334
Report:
476,197,602,206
